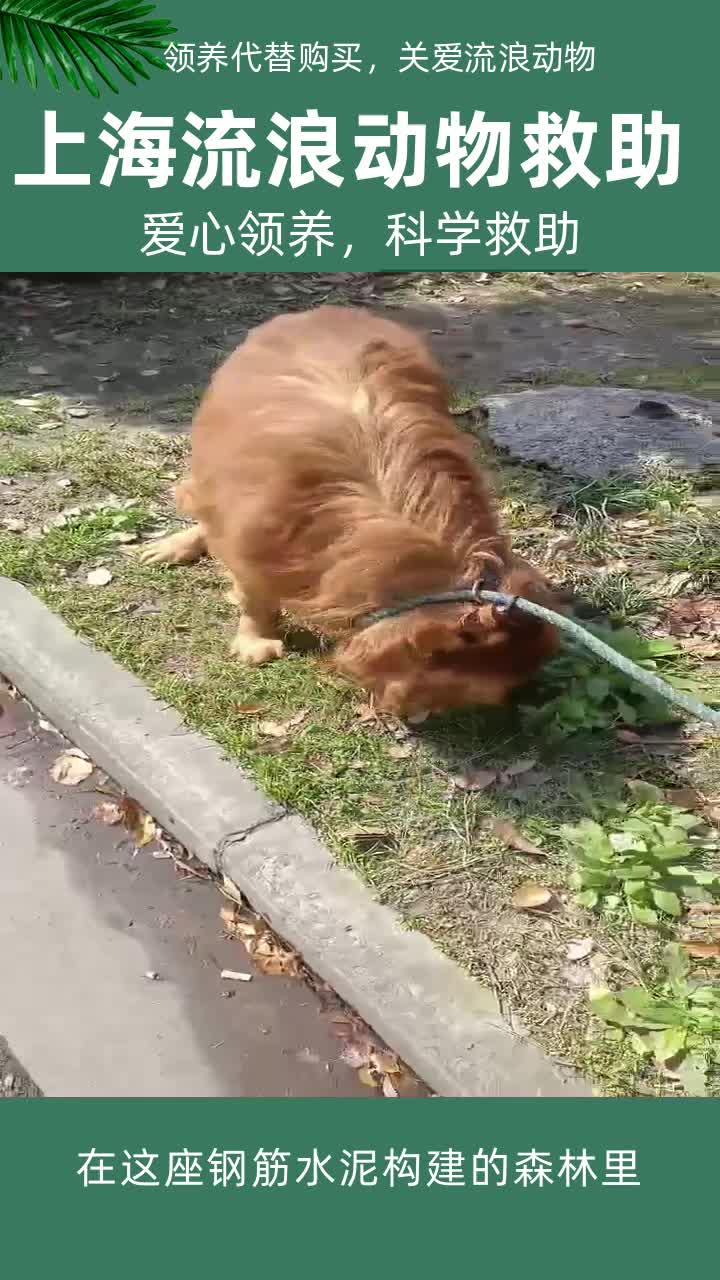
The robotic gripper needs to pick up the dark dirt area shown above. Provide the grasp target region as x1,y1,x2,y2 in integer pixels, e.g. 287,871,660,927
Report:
1,271,719,432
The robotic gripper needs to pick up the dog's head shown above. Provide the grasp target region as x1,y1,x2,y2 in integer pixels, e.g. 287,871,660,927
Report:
334,562,560,719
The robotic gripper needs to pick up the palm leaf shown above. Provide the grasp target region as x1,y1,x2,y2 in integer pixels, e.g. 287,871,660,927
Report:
0,0,176,94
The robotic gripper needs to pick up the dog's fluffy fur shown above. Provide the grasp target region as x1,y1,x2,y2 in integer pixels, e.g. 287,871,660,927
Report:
142,306,559,716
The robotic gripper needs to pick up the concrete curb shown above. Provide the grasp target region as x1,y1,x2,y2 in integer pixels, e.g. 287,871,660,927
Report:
0,578,591,1097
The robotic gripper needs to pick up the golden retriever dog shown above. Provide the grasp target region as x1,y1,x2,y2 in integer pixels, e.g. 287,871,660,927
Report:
141,306,559,718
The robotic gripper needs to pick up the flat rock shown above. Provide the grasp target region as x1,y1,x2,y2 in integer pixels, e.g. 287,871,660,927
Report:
483,386,720,478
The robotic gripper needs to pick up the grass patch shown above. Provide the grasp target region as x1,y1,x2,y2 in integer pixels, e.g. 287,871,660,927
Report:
0,395,62,437
0,443,54,477
523,365,720,398
564,462,693,520
650,516,720,584
568,572,658,625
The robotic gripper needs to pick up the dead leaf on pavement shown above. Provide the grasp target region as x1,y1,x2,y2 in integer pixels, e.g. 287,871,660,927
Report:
220,902,301,976
682,941,720,959
94,800,123,825
252,934,302,977
357,1067,377,1088
371,1050,401,1075
50,751,93,786
340,1042,373,1069
512,882,555,911
118,796,157,848
219,875,244,906
491,819,547,859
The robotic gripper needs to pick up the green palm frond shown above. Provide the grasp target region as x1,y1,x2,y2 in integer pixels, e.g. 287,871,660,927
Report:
0,0,177,96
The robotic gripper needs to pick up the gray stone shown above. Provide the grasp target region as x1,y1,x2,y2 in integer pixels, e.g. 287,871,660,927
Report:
483,386,720,478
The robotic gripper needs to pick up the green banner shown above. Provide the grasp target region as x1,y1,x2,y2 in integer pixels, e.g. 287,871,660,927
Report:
0,1099,713,1274
1,0,716,270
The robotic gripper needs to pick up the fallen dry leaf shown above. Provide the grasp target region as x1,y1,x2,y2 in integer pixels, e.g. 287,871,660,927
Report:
94,801,123,825
357,1067,377,1089
662,596,720,638
86,567,113,587
566,937,594,962
682,941,720,959
340,1042,372,1070
251,935,302,977
234,703,265,717
118,797,157,848
341,824,395,852
258,710,308,738
451,767,498,792
220,903,301,976
370,1050,401,1075
491,819,547,859
50,751,93,786
388,742,414,760
512,882,554,911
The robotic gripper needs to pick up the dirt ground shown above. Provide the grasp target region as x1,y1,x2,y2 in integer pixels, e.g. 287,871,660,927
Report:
1,271,719,431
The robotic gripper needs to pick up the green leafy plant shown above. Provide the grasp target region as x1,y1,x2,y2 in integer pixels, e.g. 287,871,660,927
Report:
0,0,176,96
521,625,713,738
591,944,720,1096
562,783,720,924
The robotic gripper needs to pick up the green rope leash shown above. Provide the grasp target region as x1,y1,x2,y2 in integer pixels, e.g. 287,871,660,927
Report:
356,587,720,730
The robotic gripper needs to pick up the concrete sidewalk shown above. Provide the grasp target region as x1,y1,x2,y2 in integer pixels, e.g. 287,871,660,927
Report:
0,687,371,1098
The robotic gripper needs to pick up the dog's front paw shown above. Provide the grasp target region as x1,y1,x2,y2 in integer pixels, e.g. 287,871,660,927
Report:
230,633,284,665
136,539,174,566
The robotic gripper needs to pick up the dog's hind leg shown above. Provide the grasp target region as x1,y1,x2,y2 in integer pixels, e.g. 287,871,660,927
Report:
138,523,208,566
